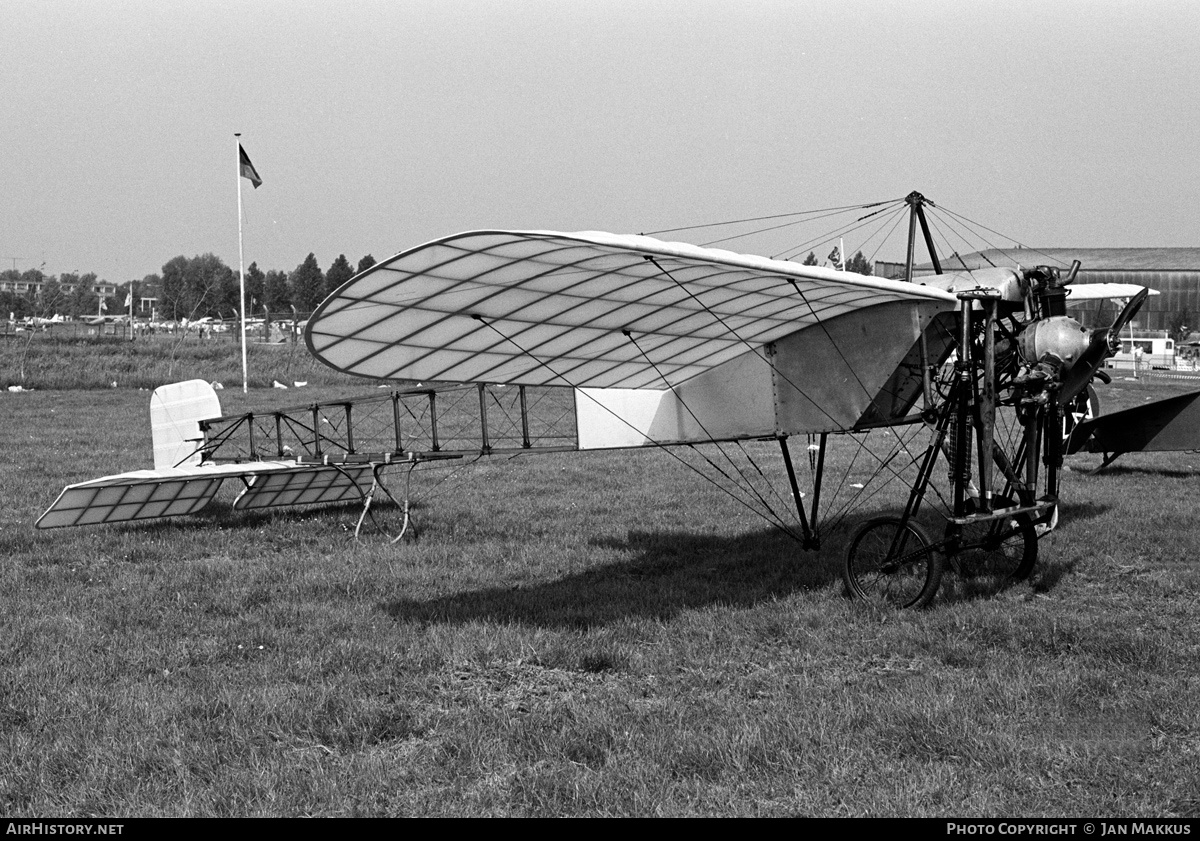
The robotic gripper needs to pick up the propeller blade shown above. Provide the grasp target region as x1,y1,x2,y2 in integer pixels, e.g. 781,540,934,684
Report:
1056,286,1151,406
1109,288,1149,338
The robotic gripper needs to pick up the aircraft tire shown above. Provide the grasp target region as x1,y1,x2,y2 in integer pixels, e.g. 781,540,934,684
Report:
843,517,943,609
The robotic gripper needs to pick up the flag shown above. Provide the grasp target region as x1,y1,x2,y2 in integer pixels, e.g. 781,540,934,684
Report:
239,144,262,188
100,297,107,313
123,292,131,309
828,245,841,266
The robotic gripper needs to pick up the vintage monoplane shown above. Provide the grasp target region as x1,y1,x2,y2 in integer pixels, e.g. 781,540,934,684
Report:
36,193,1160,607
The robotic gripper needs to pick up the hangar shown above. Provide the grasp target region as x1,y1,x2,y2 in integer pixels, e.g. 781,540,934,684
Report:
879,248,1200,334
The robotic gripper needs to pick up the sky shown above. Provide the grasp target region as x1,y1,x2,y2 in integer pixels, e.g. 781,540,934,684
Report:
2,0,1198,285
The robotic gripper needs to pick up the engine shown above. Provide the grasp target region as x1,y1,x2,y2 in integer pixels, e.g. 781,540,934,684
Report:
1011,264,1134,407
1017,316,1092,372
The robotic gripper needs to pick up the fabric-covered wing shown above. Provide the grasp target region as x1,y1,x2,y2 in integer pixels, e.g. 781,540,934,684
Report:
305,230,958,391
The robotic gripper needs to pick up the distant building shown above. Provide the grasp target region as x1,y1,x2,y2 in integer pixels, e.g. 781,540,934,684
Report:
877,248,1200,332
0,275,116,299
873,260,908,280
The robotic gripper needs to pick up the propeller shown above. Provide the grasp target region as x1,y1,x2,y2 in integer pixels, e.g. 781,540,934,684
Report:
1056,287,1149,406
1108,287,1149,343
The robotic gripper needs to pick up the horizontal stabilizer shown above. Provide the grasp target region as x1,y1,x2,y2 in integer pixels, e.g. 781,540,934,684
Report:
38,462,295,529
233,465,373,511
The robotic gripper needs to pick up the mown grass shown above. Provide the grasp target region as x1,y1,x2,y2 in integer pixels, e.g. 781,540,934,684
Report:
0,332,359,391
2,344,1199,816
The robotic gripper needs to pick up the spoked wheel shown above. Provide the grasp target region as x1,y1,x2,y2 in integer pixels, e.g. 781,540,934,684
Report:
943,497,1037,596
843,517,944,609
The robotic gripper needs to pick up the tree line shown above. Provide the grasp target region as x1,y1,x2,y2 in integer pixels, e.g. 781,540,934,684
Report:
0,252,378,322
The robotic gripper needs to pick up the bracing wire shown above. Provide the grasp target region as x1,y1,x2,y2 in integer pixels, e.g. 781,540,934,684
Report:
469,314,811,543
643,199,901,240
624,330,805,540
773,201,910,263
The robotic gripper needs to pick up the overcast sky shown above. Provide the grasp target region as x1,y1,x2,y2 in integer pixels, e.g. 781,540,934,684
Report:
2,0,1197,284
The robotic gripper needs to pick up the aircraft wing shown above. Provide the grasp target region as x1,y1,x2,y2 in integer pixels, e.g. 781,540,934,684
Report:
306,230,959,440
306,230,957,389
1067,283,1159,301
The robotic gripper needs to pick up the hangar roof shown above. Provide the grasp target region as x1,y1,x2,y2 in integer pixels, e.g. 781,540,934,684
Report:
931,248,1200,273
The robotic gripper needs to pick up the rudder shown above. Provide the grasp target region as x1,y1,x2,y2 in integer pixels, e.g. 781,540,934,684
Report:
150,380,222,469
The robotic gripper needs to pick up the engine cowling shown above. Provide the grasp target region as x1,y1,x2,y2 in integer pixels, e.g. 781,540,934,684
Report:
1017,316,1092,370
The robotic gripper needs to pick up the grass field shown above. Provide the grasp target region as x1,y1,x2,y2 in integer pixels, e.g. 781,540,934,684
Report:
0,331,350,391
2,342,1199,816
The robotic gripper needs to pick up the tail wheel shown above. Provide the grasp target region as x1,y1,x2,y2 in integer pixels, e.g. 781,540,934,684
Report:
844,517,943,609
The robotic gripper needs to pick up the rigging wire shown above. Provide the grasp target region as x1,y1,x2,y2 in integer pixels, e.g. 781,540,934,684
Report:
930,204,1076,270
700,200,905,253
772,201,909,263
641,255,950,535
772,200,907,263
624,330,805,539
643,199,900,239
642,256,856,433
923,207,1002,270
468,313,811,541
860,205,913,269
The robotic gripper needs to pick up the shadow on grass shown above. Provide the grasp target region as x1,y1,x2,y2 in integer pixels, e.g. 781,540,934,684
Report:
1066,460,1200,479
88,497,382,534
933,500,1109,605
383,525,846,629
1052,500,1111,523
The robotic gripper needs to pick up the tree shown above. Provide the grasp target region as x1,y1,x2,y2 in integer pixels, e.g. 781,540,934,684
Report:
357,254,376,273
289,253,325,315
845,250,873,276
159,254,233,320
38,276,68,317
216,264,241,318
0,271,34,319
243,263,266,315
325,254,355,298
263,269,291,314
802,252,818,266
69,272,99,318
0,291,32,319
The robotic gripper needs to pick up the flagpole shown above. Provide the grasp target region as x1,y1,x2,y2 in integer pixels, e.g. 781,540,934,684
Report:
236,133,248,394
